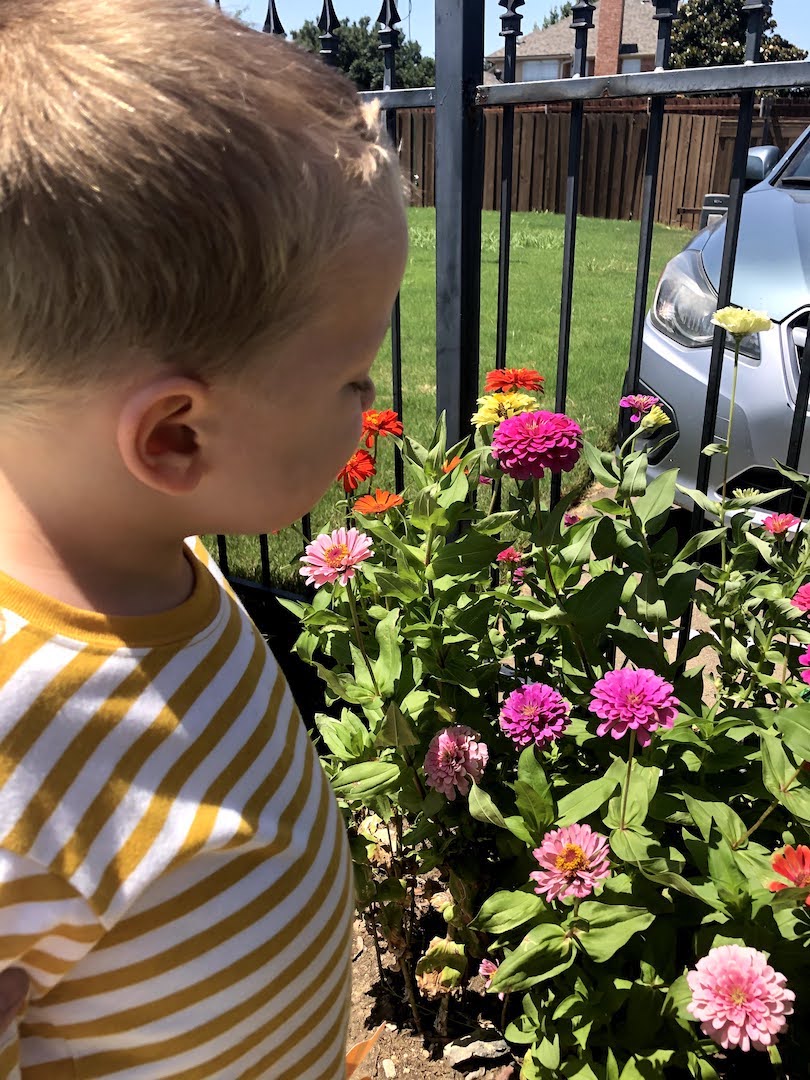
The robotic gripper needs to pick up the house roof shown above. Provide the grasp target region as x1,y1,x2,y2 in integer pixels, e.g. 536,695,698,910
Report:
487,1,658,61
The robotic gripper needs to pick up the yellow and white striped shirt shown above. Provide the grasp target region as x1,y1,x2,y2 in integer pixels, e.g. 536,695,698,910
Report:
0,541,353,1079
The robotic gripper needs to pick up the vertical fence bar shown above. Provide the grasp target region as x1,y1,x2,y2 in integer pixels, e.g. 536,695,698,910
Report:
622,0,679,440
263,1,285,35
785,341,810,477
318,1,341,67
549,0,594,507
677,0,770,657
495,1,524,373
435,0,485,448
259,534,271,588
378,2,406,493
216,535,230,576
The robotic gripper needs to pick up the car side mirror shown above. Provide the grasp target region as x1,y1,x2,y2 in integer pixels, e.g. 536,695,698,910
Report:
746,145,781,184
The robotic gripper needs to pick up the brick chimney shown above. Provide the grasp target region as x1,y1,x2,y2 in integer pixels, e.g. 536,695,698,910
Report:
594,0,626,77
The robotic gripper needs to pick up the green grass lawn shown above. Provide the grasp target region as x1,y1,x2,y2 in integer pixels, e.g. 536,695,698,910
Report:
206,207,688,587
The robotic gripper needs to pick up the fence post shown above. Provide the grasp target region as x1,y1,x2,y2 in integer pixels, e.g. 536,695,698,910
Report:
318,1,341,67
434,0,485,448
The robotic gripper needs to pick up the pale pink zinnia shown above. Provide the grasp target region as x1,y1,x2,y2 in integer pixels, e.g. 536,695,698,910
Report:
619,394,659,423
686,945,794,1053
424,725,488,801
479,958,504,999
299,527,373,588
793,583,810,612
530,823,610,901
763,513,800,537
499,683,570,749
589,668,678,747
491,410,583,480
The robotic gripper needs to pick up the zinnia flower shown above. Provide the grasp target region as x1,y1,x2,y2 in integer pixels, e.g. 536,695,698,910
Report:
564,512,580,527
354,489,404,516
512,567,526,585
478,476,493,486
768,844,810,905
589,668,678,748
479,958,504,999
491,411,583,480
338,449,376,493
792,583,810,612
799,646,810,684
423,725,488,801
442,455,463,473
530,824,610,902
619,394,659,423
496,546,523,565
299,527,373,588
499,683,570,749
686,945,794,1053
712,306,772,340
484,368,545,395
763,513,800,537
639,405,671,434
471,392,540,429
362,408,403,448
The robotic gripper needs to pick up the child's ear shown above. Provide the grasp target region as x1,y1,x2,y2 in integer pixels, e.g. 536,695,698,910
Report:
116,376,209,496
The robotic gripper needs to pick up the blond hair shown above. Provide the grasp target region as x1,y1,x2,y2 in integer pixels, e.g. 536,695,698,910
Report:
0,0,402,409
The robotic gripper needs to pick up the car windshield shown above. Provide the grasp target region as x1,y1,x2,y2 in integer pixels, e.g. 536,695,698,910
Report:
778,134,810,185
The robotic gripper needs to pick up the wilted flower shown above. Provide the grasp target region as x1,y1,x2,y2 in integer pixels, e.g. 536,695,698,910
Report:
362,408,403,447
478,475,493,486
763,513,800,537
484,368,545,395
768,845,810,905
564,512,580,527
619,394,659,423
471,392,540,429
530,823,611,902
299,527,373,588
354,489,404,516
479,958,504,999
639,405,671,434
338,449,376,493
589,668,679,747
792,583,810,612
712,306,772,340
499,683,570,749
491,411,583,480
686,945,794,1053
424,726,488,801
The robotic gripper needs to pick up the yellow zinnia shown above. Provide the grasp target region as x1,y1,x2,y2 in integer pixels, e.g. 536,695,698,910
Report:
471,392,540,429
712,306,772,340
640,405,671,434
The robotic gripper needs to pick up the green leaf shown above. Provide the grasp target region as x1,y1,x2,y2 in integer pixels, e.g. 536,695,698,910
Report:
702,441,728,457
635,469,678,529
331,760,401,800
677,526,726,562
415,934,467,989
617,452,649,499
426,531,504,580
582,439,619,487
577,902,655,962
773,458,810,489
490,923,572,992
374,702,419,749
565,572,626,632
518,745,552,801
774,704,810,761
472,888,547,934
372,607,401,698
555,758,625,827
514,780,555,837
468,783,509,829
315,663,379,705
315,710,369,761
474,510,518,535
760,732,810,823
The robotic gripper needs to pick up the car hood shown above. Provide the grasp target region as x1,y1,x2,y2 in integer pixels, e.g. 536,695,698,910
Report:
700,185,810,322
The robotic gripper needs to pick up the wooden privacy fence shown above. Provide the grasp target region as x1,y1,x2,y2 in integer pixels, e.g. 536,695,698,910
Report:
398,104,810,228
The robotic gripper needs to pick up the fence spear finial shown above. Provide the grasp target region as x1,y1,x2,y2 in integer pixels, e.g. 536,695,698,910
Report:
570,0,595,78
318,1,341,67
742,0,772,64
263,1,285,36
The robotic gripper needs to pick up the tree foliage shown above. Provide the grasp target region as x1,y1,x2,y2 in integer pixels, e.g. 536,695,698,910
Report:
542,2,574,31
291,17,435,91
671,0,807,68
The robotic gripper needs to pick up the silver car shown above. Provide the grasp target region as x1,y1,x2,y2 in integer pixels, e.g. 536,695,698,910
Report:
630,126,810,515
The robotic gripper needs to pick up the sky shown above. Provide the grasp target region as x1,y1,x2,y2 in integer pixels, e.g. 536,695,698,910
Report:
219,0,810,59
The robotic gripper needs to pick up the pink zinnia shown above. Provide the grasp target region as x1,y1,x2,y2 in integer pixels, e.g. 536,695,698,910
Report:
512,566,526,585
686,945,794,1053
768,844,810,905
619,394,659,423
499,683,570,749
763,513,800,537
478,475,493,486
530,823,610,902
491,410,583,480
800,647,810,685
793,583,810,612
299,527,373,589
496,546,523,565
589,668,678,748
479,958,504,1000
424,725,488,801
564,512,580,527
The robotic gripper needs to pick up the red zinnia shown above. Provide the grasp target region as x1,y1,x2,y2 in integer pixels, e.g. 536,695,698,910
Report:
354,489,404,515
362,409,403,448
763,513,800,537
484,368,545,395
768,844,810,906
442,455,464,473
337,449,376,493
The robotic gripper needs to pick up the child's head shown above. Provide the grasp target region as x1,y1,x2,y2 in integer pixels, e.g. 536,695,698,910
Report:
0,0,407,535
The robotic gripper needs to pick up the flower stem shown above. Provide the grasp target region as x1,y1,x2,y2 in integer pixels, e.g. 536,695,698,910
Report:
732,765,804,849
533,478,561,601
346,579,380,697
487,476,501,517
619,731,637,831
720,340,741,505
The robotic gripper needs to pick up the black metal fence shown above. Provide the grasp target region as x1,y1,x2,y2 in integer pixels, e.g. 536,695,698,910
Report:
216,1,810,630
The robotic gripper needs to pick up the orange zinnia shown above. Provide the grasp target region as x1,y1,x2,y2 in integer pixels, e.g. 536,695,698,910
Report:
337,449,376,493
362,408,403,447
354,489,404,515
442,456,464,473
484,368,545,395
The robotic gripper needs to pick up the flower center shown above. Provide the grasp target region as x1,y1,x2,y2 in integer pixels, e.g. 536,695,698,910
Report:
729,986,747,1006
555,843,589,876
625,691,642,706
520,704,539,718
323,543,350,568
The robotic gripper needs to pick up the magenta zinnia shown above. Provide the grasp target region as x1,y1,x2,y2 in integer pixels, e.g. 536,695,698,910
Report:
589,668,678,747
423,725,488,801
496,546,523,565
686,945,794,1053
619,394,659,423
478,958,504,999
490,410,583,480
793,583,810,612
299,527,373,589
530,823,610,902
499,683,570,749
799,647,810,685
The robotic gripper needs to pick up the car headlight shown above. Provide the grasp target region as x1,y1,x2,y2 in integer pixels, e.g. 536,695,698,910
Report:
650,249,761,360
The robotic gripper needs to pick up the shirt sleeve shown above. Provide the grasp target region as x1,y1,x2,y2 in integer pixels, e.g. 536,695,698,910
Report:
0,850,104,1079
